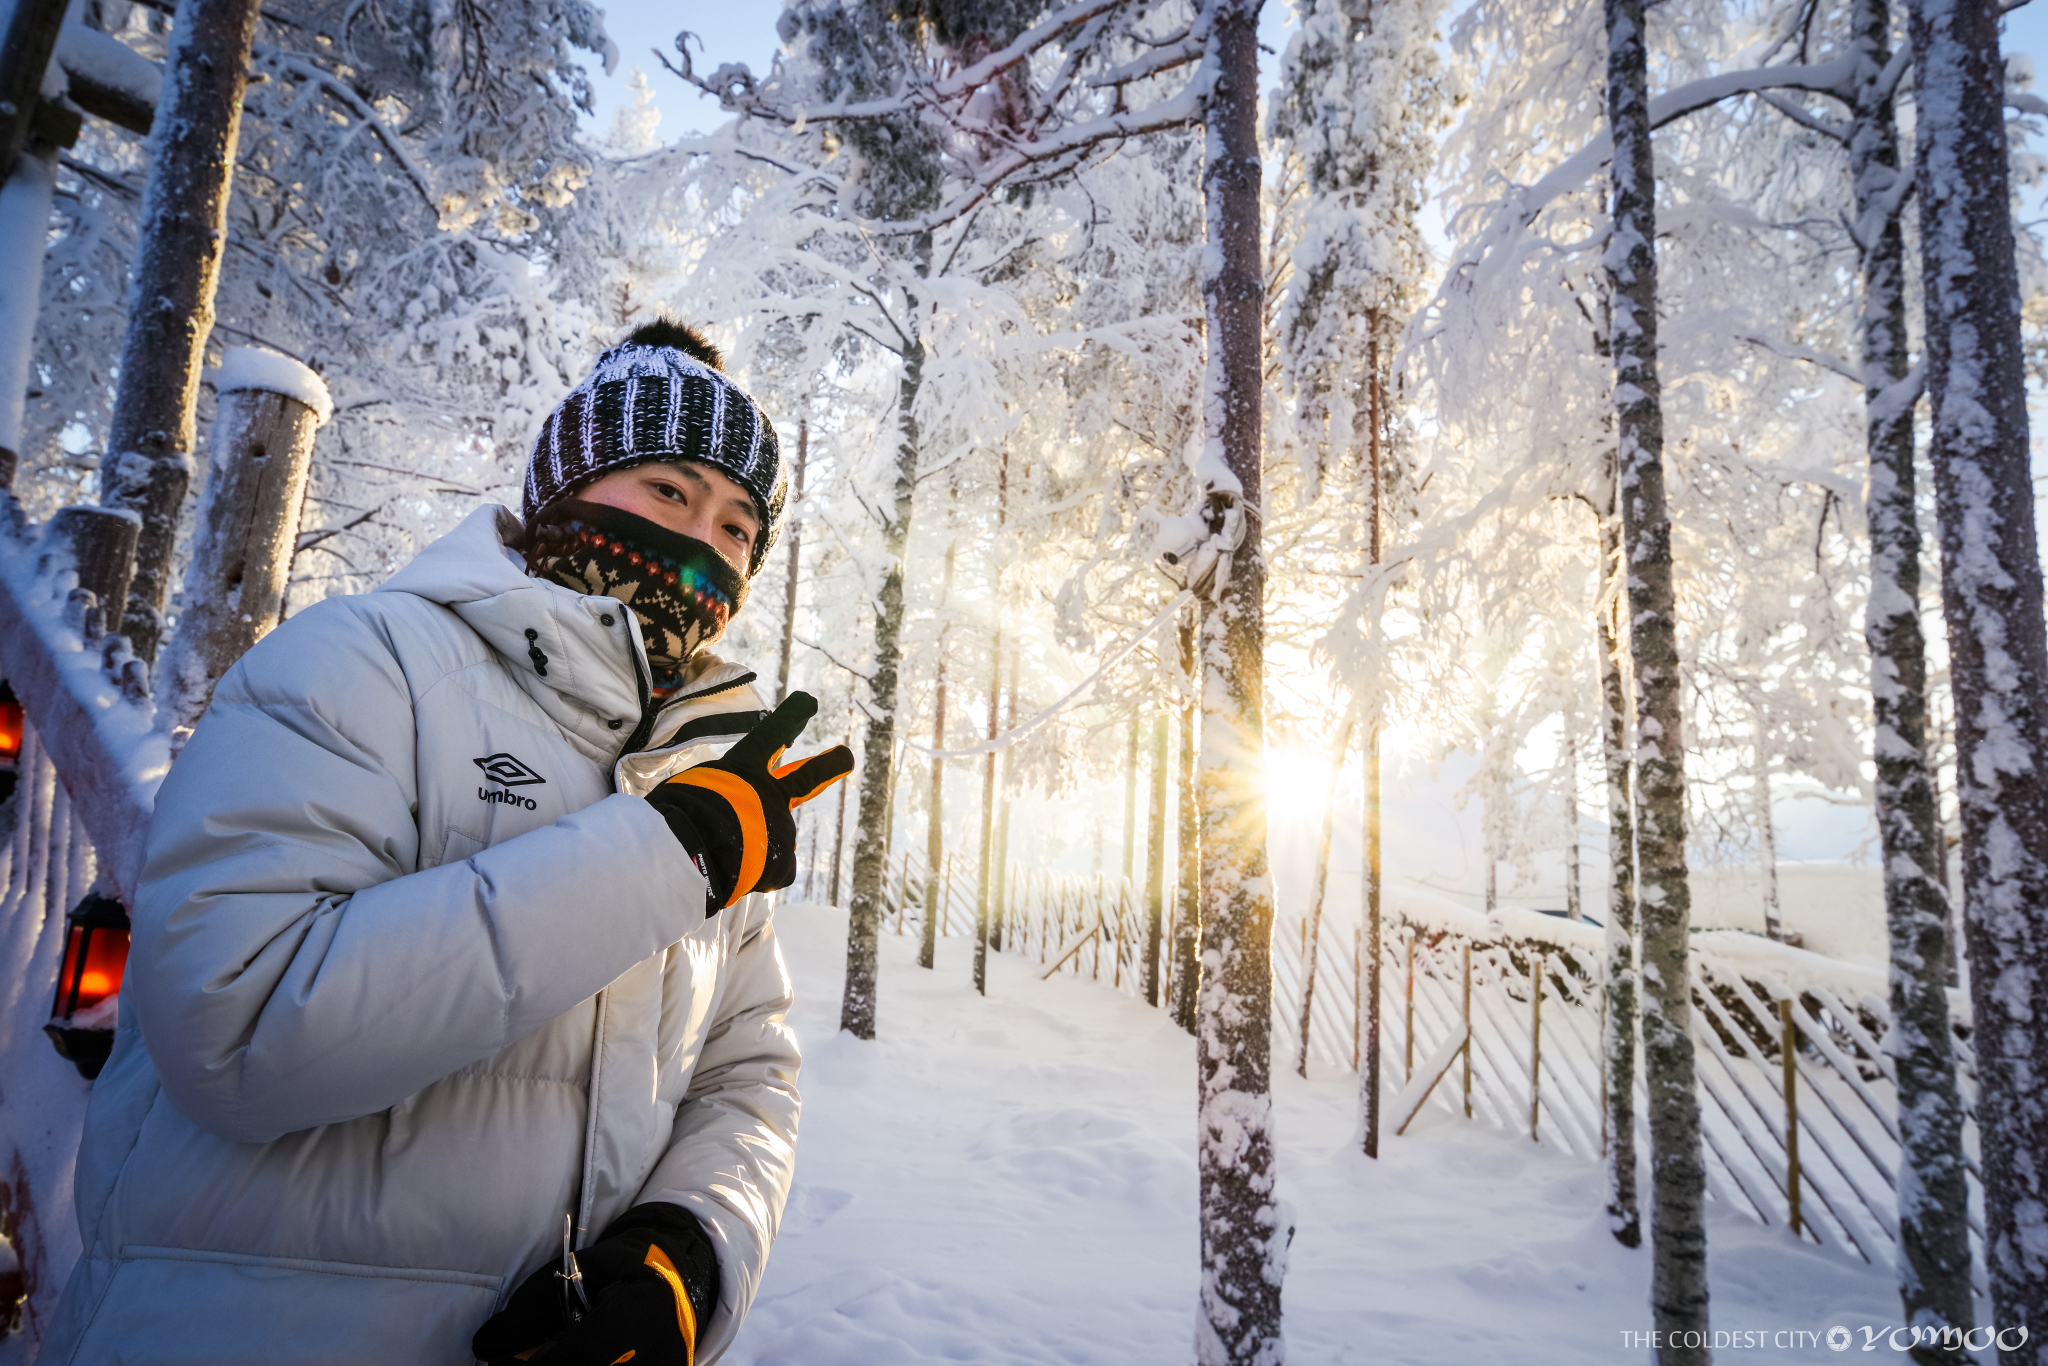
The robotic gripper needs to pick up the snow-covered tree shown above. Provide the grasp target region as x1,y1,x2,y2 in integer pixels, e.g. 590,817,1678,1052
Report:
1907,0,2048,1344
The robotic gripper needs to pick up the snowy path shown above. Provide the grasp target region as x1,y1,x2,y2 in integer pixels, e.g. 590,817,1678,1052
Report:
730,906,1920,1364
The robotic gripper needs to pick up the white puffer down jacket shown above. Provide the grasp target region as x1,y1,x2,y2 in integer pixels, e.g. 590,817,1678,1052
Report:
45,506,801,1365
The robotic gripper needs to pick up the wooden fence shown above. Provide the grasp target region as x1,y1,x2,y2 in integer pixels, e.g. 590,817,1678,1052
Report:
794,840,1973,1277
1279,901,1986,1285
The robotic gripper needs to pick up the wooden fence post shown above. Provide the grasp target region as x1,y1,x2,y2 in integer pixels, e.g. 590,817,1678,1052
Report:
1530,957,1544,1142
48,506,139,639
1462,942,1473,1119
1113,880,1129,988
1405,930,1416,1081
1352,924,1363,1072
1091,874,1104,980
1781,996,1801,1237
894,849,910,936
159,351,327,733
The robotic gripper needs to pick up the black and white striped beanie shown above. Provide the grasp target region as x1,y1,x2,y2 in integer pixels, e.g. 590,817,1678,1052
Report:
523,341,785,575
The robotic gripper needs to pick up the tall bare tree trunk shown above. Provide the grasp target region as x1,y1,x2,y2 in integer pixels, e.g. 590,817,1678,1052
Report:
1853,0,1972,1342
993,649,1017,952
1565,731,1582,921
976,455,1008,995
921,540,955,971
829,705,851,908
1907,0,2048,1346
841,240,931,1039
1124,712,1141,887
974,637,997,995
1752,708,1782,941
103,0,263,663
1172,606,1202,1033
776,416,809,704
1144,706,1169,1004
1607,0,1707,1347
1361,321,1385,1157
1597,501,1640,1249
1195,3,1284,1359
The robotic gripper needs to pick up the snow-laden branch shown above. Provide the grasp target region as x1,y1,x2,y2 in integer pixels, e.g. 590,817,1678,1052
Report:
259,50,436,211
661,0,1207,237
794,633,877,681
905,588,1193,758
1755,91,1849,143
670,0,1131,122
1438,55,1861,303
1739,332,1864,384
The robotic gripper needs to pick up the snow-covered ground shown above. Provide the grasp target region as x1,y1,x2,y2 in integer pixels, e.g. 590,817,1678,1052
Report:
732,905,1940,1365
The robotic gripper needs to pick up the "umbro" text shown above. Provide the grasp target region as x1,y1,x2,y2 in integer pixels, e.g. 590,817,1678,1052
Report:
478,787,539,810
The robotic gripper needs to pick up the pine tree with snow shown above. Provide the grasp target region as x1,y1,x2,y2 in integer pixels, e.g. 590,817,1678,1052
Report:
1907,0,2048,1346
1605,0,1708,1351
1193,2,1287,1361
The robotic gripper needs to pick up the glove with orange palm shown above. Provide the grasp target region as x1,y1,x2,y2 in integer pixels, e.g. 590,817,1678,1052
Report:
644,691,853,911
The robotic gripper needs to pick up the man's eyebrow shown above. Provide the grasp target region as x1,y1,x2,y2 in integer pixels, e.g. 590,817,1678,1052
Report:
673,463,759,528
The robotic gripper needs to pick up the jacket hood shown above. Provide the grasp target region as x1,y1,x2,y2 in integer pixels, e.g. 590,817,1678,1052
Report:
376,506,762,763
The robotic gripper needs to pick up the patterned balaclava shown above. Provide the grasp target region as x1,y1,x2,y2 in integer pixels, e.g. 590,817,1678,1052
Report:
526,500,749,693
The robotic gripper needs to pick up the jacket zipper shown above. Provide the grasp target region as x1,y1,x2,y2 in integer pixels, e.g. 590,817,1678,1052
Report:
618,642,659,760
618,662,759,767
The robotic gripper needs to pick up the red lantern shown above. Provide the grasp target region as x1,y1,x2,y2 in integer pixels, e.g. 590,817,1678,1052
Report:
0,680,22,807
44,892,129,1079
0,681,21,764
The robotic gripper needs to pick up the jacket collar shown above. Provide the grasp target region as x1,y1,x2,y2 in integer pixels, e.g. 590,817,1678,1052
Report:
376,506,764,764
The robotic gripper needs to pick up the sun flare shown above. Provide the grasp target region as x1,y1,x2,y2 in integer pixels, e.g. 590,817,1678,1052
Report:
1264,747,1335,827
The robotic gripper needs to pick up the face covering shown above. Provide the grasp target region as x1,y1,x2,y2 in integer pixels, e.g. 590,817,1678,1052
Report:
525,499,749,690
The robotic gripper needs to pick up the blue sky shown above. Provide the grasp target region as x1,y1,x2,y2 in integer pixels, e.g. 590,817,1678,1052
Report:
576,3,1302,139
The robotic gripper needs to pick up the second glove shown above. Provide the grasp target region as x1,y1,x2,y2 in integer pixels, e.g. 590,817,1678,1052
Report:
472,1203,720,1366
645,690,853,909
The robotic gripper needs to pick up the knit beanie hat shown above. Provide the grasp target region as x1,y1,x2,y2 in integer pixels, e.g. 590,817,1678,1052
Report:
523,323,786,576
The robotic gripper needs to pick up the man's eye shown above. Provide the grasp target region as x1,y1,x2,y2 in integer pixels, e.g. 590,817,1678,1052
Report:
726,524,750,544
654,483,684,501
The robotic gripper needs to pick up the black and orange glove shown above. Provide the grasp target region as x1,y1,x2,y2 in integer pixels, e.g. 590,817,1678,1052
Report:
473,1203,719,1366
643,690,854,910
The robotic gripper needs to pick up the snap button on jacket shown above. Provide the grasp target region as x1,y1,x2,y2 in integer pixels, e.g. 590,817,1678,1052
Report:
45,506,800,1366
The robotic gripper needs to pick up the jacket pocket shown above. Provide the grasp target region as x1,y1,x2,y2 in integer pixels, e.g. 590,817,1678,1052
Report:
71,1246,503,1365
437,826,488,868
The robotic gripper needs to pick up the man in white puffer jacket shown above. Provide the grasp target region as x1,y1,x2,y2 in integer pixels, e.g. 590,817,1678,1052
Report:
46,321,850,1366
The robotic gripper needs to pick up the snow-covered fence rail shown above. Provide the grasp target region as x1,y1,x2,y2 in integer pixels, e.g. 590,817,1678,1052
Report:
0,507,167,904
1280,896,1988,1284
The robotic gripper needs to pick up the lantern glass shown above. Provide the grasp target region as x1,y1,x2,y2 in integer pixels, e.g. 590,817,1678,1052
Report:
56,922,129,1018
0,682,21,765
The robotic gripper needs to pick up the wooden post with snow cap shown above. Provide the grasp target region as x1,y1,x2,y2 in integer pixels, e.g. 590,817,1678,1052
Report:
157,347,329,735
